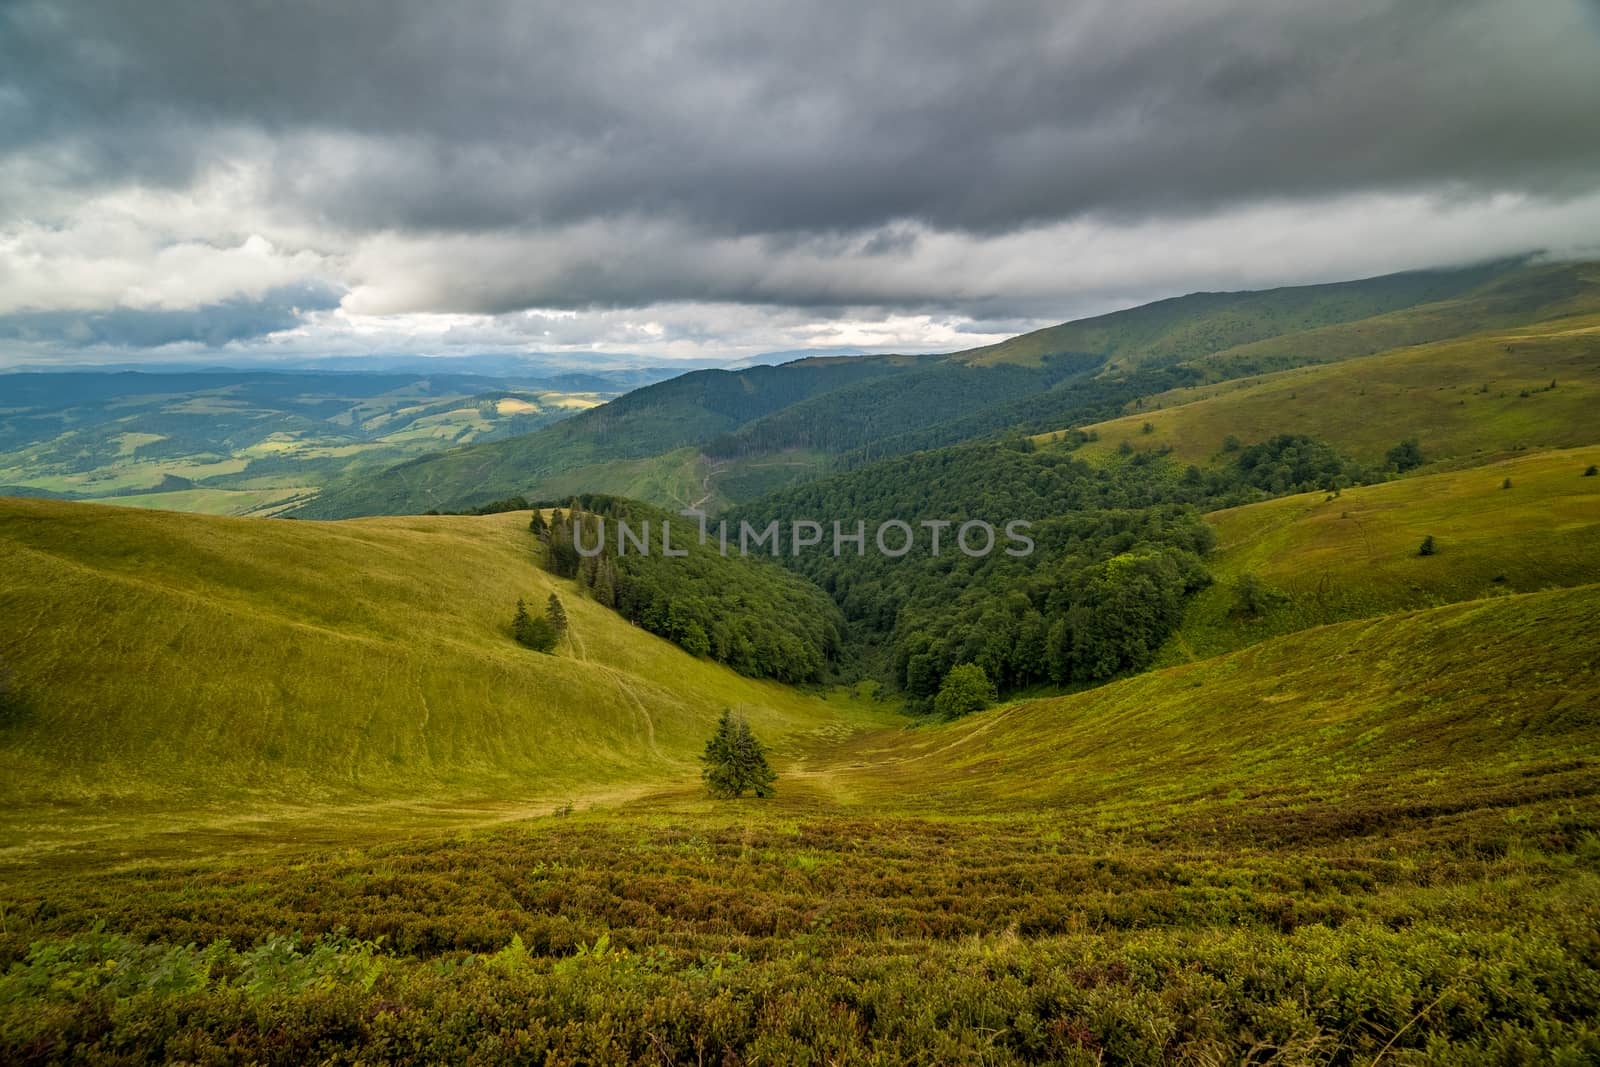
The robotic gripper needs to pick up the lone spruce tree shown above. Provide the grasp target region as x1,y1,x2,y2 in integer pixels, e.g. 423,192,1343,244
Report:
546,593,568,637
701,709,777,798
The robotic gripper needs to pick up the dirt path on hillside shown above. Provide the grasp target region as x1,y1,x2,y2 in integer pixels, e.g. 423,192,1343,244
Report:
689,459,727,510
562,623,660,756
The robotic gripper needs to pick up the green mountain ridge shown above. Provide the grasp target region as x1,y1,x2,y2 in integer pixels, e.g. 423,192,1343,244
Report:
295,258,1566,519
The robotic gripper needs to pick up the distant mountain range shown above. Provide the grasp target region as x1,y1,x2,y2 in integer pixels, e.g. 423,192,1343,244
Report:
293,255,1597,519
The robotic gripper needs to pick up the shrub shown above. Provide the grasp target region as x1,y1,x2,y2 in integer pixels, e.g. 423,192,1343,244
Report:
1231,573,1276,617
1418,535,1437,557
1385,438,1425,473
1584,465,1597,477
933,663,997,720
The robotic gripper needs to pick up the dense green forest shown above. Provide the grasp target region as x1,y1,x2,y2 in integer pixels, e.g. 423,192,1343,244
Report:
535,496,843,683
706,355,1100,457
295,355,928,517
725,445,1205,709
831,364,1205,465
725,432,1391,711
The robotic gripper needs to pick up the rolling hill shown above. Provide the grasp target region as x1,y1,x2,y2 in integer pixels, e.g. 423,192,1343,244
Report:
955,256,1525,370
2,260,1598,1063
0,369,622,516
1163,445,1600,663
294,258,1589,519
1054,309,1600,470
0,499,889,835
823,581,1599,814
3,543,1595,1061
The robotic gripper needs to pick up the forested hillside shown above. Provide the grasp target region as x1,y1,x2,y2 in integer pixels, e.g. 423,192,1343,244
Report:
293,259,1576,519
535,497,844,683
293,354,931,517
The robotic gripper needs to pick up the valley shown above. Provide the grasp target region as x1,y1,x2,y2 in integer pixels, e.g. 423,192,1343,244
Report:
0,370,635,517
1,259,1597,1063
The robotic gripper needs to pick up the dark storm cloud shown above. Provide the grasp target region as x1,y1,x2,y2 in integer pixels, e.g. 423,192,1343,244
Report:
2,0,1598,327
0,282,342,349
6,0,1599,231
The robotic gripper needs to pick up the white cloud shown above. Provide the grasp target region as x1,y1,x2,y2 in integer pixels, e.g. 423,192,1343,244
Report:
0,164,340,316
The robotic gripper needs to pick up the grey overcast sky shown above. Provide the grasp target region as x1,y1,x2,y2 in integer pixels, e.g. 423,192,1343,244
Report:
2,0,1599,366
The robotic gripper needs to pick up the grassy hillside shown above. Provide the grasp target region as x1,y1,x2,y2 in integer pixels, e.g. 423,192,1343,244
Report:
1053,312,1600,469
1163,447,1600,663
290,260,1599,519
81,485,318,516
2,583,1595,1062
0,500,887,823
954,258,1523,369
1187,260,1600,381
4,263,1598,1059
827,582,1599,814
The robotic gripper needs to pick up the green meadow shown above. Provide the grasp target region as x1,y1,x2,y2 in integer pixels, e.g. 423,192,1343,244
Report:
0,501,892,853
2,263,1598,1063
1163,445,1600,662
2,471,1598,1062
1055,315,1600,470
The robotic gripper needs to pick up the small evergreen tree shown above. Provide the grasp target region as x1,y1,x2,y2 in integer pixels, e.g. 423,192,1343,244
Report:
593,558,617,608
1418,535,1437,557
546,511,580,578
1502,477,1514,490
700,709,777,798
546,593,568,637
933,663,996,720
1585,465,1597,477
529,510,547,536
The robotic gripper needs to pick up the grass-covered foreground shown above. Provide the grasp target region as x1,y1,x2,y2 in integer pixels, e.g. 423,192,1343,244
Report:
3,758,1595,1064
2,487,1598,1063
3,581,1598,1062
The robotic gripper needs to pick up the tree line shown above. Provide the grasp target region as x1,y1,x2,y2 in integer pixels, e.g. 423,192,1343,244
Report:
532,496,842,683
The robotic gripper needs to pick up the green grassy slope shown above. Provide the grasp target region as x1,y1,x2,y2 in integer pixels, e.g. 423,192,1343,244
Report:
1055,313,1600,468
0,500,886,818
1165,447,1600,662
3,577,1596,1062
1187,260,1600,381
954,258,1523,369
823,581,1600,816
